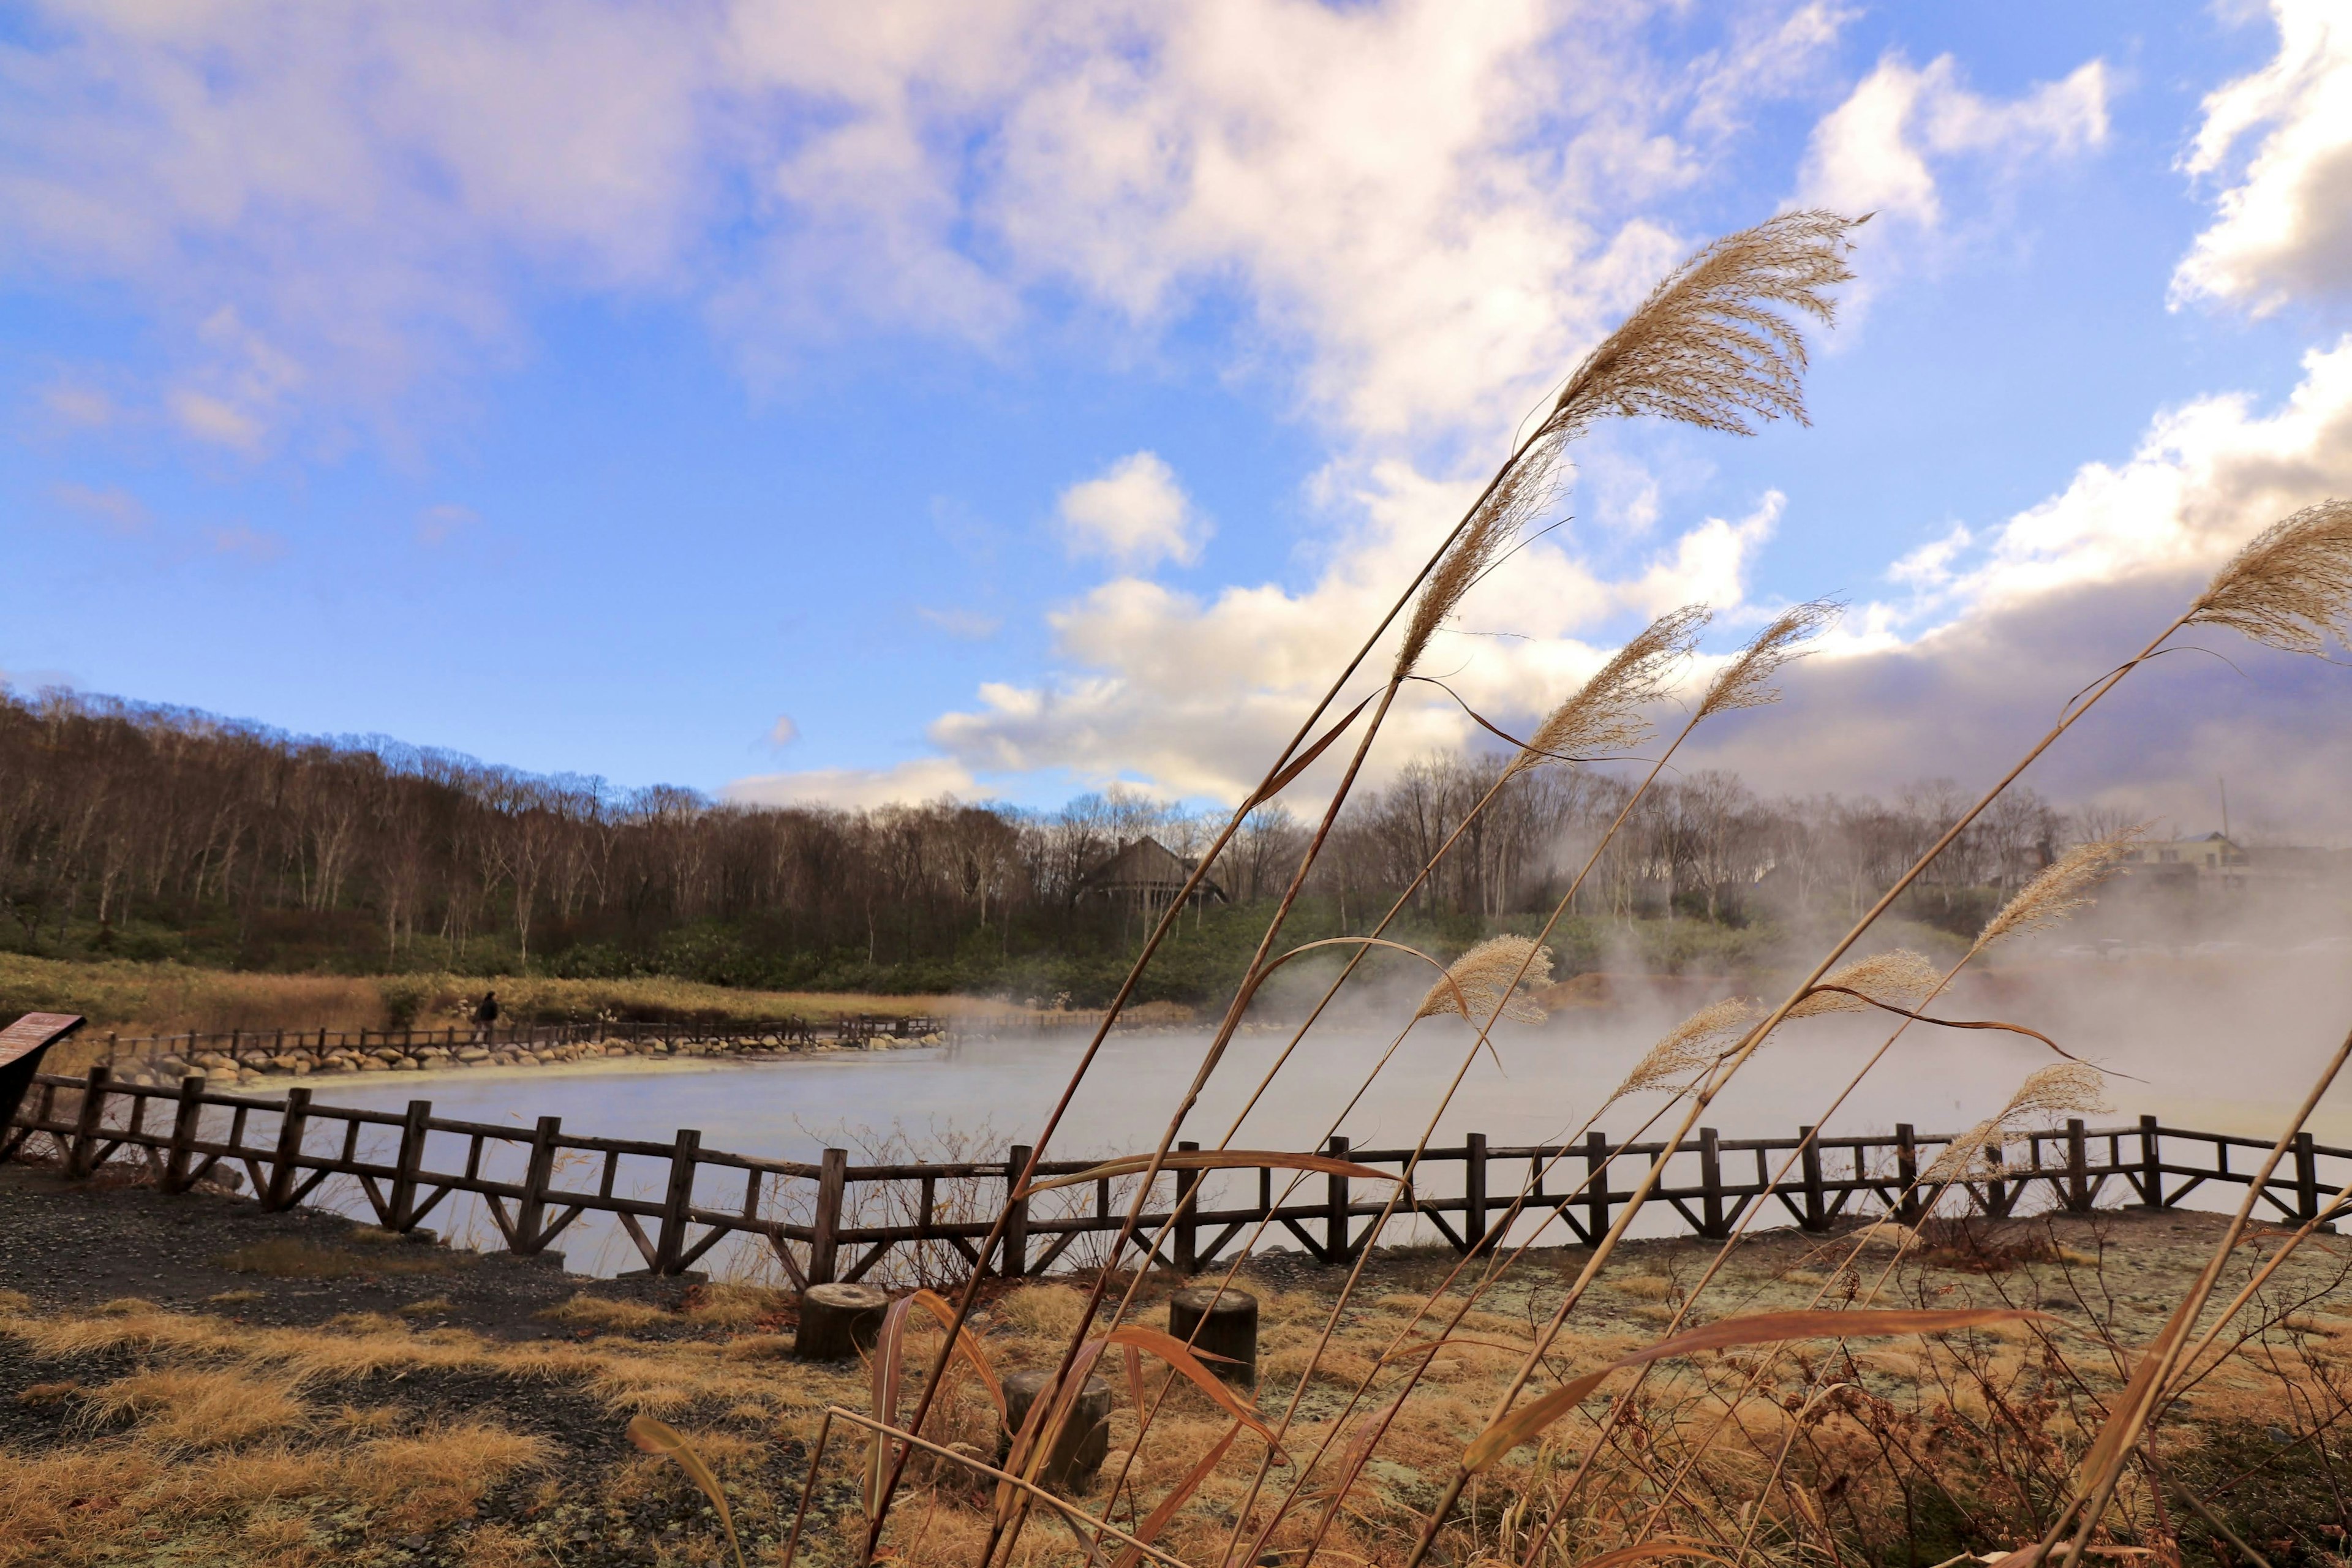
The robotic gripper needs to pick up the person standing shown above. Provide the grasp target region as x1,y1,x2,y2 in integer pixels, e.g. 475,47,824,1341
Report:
474,990,499,1045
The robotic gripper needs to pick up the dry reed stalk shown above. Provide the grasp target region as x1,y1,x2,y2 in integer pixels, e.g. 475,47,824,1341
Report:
945,213,1866,1567
1219,601,1709,1145
1227,610,1846,1562
1507,839,2147,1559
2048,1020,2352,1567
1400,505,2352,1568
1396,430,1569,679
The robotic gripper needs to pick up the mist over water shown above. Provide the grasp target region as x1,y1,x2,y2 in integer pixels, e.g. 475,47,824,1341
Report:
304,933,2352,1275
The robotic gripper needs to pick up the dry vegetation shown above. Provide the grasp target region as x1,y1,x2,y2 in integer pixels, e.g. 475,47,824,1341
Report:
11,214,2352,1568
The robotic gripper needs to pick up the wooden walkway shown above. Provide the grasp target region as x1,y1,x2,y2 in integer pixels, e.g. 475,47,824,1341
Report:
7,1066,2345,1284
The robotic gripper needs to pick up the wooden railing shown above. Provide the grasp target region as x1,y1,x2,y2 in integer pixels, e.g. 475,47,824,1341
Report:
8,1067,2345,1283
98,1014,962,1065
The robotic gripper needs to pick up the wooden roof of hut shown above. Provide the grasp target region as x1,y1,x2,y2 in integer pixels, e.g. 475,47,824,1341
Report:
1077,836,1229,903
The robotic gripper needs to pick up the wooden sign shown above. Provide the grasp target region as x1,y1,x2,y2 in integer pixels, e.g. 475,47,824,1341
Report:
0,1012,85,1068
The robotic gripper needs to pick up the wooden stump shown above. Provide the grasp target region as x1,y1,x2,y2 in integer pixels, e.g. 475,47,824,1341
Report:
1169,1284,1258,1388
1001,1369,1113,1491
793,1283,889,1360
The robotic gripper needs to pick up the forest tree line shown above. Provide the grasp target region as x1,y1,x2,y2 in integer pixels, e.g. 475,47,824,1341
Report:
0,688,2082,997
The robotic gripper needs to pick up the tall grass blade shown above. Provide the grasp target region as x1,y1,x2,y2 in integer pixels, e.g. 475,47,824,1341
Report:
626,1414,748,1568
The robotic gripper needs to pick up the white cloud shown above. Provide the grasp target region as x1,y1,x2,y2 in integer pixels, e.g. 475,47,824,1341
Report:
1798,53,2108,228
1057,451,1206,568
766,714,799,748
725,755,974,810
2173,0,2352,314
0,1,1850,449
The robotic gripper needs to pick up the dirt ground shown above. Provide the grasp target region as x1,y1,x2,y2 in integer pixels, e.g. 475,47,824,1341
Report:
2,1155,2345,1568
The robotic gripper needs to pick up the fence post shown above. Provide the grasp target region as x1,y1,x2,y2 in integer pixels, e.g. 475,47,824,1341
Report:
1894,1123,1923,1224
2062,1119,2091,1213
1698,1128,1727,1238
516,1115,561,1251
808,1148,849,1286
263,1087,312,1212
1001,1145,1031,1279
1463,1133,1489,1254
654,1128,701,1275
1797,1127,1828,1232
161,1073,208,1193
389,1100,431,1232
66,1063,111,1178
2130,1115,2163,1208
1585,1130,1611,1245
2296,1130,2320,1225
1175,1139,1202,1275
1325,1135,1352,1264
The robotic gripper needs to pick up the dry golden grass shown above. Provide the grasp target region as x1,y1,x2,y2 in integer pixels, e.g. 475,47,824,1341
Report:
538,1292,673,1332
215,1237,465,1279
83,1366,309,1448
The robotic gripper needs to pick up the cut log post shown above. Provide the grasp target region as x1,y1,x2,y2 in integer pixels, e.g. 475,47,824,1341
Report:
1001,1368,1114,1491
162,1074,208,1193
2136,1115,2164,1209
794,1281,888,1360
1168,1284,1257,1387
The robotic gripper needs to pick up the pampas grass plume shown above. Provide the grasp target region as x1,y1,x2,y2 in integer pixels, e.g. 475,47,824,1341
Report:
1509,605,1708,777
1613,996,1758,1099
1969,824,2147,958
1545,211,1861,443
2190,499,2352,655
1785,949,1940,1020
1926,1063,2111,1183
1698,599,1841,719
1415,935,1555,1026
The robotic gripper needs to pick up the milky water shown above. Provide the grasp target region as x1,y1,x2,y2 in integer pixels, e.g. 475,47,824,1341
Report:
292,951,2352,1275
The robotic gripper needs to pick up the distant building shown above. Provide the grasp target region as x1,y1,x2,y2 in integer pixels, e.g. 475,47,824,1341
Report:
2111,831,2348,892
1077,836,1229,910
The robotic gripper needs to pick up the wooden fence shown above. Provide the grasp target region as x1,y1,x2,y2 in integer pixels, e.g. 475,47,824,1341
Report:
97,1012,1106,1066
8,1066,2346,1284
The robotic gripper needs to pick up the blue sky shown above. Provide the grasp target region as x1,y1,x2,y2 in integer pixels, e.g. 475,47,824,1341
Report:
3,1,2349,828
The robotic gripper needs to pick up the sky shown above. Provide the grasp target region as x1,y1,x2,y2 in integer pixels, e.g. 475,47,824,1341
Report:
2,1,2350,835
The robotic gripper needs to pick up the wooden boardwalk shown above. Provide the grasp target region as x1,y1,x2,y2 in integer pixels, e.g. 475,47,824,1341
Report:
7,1066,2344,1284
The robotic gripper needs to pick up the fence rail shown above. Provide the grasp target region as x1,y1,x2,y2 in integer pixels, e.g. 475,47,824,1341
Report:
8,1066,2345,1284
